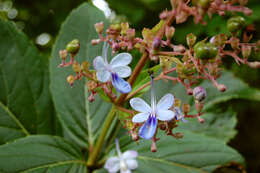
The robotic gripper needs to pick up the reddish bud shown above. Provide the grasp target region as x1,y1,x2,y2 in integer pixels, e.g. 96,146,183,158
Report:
126,29,135,40
94,22,104,34
217,84,226,92
152,37,161,50
248,61,260,68
59,50,67,60
88,93,95,102
186,33,197,47
242,45,251,59
91,39,100,45
165,26,175,41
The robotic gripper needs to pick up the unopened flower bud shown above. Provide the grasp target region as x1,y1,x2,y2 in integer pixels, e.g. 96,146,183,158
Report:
72,62,81,73
193,86,207,102
174,99,181,107
67,75,75,86
91,39,100,45
217,84,226,92
230,37,240,50
182,103,190,114
242,45,251,59
87,81,97,90
165,26,175,41
152,37,161,50
131,131,139,141
187,88,193,95
81,61,90,72
197,116,204,123
186,33,197,47
88,93,95,102
66,39,80,54
248,61,260,68
120,22,129,35
160,123,166,130
94,22,104,34
110,24,121,31
173,45,185,53
59,50,67,60
126,29,135,40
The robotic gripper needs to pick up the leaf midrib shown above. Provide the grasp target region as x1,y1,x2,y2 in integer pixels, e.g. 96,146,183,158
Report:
20,160,86,173
0,101,29,135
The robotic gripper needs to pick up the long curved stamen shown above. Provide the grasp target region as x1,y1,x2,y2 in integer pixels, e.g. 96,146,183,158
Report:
102,41,110,64
150,74,156,115
115,139,122,156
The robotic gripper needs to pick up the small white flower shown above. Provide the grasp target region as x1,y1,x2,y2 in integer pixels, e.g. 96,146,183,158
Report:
104,139,138,173
93,43,132,93
130,75,176,139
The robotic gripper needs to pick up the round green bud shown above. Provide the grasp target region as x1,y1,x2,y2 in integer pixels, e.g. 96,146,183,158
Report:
194,42,209,59
227,16,245,33
198,0,211,8
194,42,218,59
207,43,218,58
66,39,80,54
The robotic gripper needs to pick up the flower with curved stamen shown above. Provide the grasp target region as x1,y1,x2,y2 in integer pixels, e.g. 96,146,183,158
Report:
130,75,176,140
93,42,132,93
104,139,138,173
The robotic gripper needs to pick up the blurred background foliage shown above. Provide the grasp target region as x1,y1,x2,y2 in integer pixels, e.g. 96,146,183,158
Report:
0,0,259,172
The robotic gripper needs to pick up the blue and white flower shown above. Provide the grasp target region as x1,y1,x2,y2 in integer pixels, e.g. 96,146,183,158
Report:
104,139,138,173
93,43,132,93
130,76,175,140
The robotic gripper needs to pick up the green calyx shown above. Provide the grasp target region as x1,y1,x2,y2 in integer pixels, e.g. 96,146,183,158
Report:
66,39,80,54
227,16,246,33
194,42,218,59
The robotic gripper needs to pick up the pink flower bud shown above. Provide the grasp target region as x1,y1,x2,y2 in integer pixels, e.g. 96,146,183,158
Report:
88,93,95,102
152,37,161,50
217,84,226,92
193,86,207,102
94,22,104,34
165,26,175,41
91,39,100,45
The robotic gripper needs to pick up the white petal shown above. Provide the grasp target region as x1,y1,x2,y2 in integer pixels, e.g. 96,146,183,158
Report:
110,53,132,68
122,150,138,160
126,159,138,170
93,56,106,70
132,112,149,123
157,109,175,121
104,157,120,173
157,94,174,110
130,98,151,113
121,169,131,173
112,66,131,78
96,70,111,83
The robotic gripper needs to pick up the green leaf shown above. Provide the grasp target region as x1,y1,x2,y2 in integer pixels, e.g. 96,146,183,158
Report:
0,19,55,144
50,3,111,147
178,110,237,142
0,135,87,173
103,130,243,173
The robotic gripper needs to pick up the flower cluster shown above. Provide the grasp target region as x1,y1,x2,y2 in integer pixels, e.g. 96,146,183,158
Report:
57,0,260,153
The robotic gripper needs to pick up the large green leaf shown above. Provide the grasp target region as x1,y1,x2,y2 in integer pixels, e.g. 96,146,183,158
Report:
50,3,111,147
0,135,87,173
178,110,237,142
0,19,55,144
100,130,243,173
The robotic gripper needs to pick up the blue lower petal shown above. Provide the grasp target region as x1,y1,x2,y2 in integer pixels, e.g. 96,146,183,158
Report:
111,73,131,93
139,115,157,140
